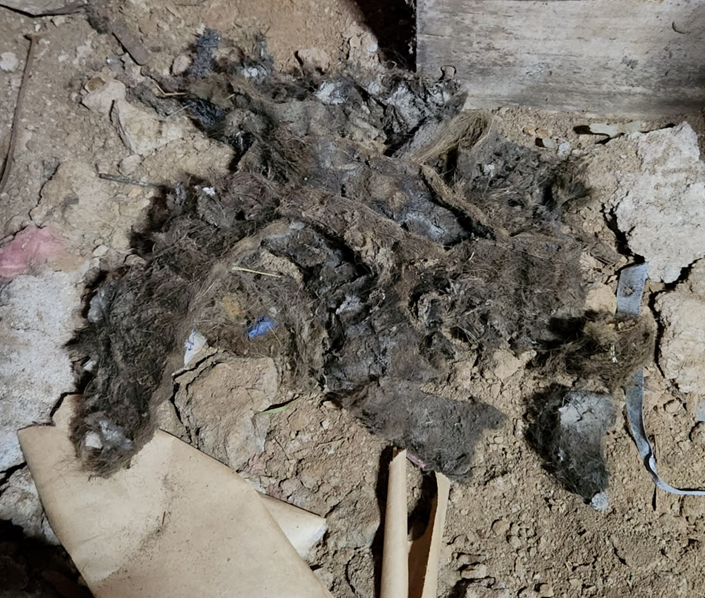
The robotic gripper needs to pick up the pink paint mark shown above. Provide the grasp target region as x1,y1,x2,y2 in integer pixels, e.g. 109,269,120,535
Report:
0,226,66,279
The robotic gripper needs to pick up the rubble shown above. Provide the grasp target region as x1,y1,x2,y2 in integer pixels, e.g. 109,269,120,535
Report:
587,123,705,283
82,75,127,115
655,260,705,394
112,99,188,155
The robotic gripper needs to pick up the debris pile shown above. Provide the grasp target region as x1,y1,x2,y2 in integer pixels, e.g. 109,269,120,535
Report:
69,34,652,491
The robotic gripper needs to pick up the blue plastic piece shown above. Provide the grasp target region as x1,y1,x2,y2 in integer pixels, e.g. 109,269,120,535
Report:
248,316,276,339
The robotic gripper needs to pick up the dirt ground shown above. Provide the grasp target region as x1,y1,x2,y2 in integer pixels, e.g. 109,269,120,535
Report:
2,1,705,597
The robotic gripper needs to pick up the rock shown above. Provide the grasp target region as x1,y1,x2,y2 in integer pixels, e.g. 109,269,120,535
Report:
664,399,681,413
296,48,331,72
0,468,57,543
32,160,150,252
537,137,557,150
491,519,510,536
172,53,192,75
173,356,278,469
694,401,705,423
154,399,188,440
344,23,379,68
0,51,18,72
587,121,643,139
461,563,488,579
557,141,571,158
0,270,80,472
537,583,555,597
82,75,126,115
585,283,617,313
112,99,187,155
655,287,705,393
590,123,705,283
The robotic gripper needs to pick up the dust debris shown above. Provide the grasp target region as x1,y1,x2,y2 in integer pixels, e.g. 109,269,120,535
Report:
541,312,656,394
526,388,616,505
68,35,650,485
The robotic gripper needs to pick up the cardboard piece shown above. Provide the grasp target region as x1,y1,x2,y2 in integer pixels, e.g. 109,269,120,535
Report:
409,472,451,598
19,396,331,598
380,450,451,598
380,449,409,598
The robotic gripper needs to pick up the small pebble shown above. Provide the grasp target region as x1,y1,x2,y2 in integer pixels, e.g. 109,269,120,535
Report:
172,53,192,76
664,399,681,414
690,422,705,444
537,583,554,597
491,519,510,536
0,52,19,72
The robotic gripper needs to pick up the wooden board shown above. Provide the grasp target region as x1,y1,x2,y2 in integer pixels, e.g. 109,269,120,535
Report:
417,0,705,116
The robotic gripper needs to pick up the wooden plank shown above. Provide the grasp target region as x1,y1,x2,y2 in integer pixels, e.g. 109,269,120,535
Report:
417,0,705,115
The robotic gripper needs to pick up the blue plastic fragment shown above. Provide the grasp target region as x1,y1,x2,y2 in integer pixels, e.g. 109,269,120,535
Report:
248,316,276,339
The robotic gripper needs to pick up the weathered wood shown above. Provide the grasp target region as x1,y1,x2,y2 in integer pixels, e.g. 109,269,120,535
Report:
417,0,705,116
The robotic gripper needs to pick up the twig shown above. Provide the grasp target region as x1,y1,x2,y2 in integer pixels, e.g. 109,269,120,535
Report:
98,173,159,188
151,81,186,98
0,35,39,197
231,266,282,278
